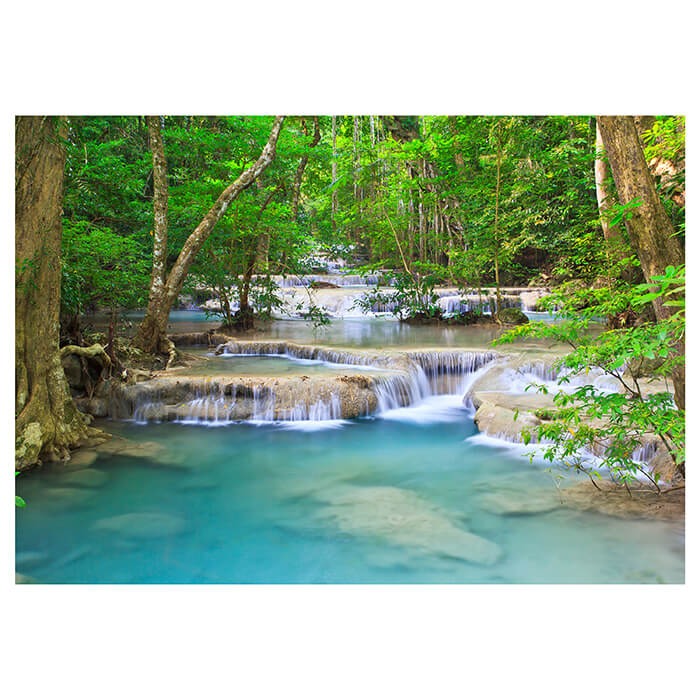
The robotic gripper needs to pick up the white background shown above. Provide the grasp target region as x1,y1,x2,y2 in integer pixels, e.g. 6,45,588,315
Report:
3,2,697,698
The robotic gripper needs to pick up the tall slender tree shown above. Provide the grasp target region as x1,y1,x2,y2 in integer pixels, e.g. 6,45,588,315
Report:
133,116,285,358
290,116,321,220
331,115,338,233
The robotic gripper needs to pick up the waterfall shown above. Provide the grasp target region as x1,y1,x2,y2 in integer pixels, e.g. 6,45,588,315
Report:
269,274,384,288
437,294,521,316
121,345,501,426
373,370,432,412
374,351,500,411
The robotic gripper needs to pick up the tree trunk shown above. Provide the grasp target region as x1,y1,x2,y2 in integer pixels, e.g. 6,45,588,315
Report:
15,116,94,470
493,122,503,316
291,116,320,220
331,115,338,233
597,115,685,411
134,116,285,354
236,184,279,325
134,115,170,354
595,120,633,283
594,121,625,251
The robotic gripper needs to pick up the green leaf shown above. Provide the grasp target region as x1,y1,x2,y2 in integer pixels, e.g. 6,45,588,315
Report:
15,496,26,508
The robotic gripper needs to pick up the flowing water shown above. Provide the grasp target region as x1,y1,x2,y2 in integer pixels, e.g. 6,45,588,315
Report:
16,379,684,584
19,313,680,584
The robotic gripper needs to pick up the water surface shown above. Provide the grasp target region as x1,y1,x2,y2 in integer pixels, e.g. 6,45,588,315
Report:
16,402,683,584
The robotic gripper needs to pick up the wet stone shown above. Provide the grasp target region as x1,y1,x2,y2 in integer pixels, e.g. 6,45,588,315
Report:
58,468,109,488
67,449,98,469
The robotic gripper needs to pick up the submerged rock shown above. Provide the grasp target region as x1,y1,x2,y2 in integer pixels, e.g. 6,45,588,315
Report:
93,436,183,468
560,481,685,521
66,449,99,469
43,487,96,509
476,490,562,515
473,472,563,515
58,468,108,488
93,512,187,539
316,485,502,566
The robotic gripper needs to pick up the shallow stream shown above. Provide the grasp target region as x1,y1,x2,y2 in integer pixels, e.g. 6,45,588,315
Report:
16,391,684,584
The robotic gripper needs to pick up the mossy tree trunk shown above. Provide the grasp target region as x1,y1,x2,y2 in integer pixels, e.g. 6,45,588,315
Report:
15,116,92,470
133,116,285,356
597,115,685,411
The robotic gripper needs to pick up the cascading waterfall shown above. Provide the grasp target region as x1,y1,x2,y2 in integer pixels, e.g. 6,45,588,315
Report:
374,351,500,412
269,274,386,287
125,343,501,426
437,294,521,315
193,281,549,319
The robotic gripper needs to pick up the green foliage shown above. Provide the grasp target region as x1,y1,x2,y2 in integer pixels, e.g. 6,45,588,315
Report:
495,266,685,485
15,472,26,508
354,263,446,320
62,221,150,318
57,114,684,341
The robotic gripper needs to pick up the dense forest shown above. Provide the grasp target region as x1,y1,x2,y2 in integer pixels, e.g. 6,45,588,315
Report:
54,114,685,320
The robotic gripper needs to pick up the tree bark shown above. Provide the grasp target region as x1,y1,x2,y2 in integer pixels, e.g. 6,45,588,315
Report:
238,185,279,323
331,115,338,233
139,115,169,345
594,121,624,250
134,116,285,354
15,116,94,469
595,120,634,283
597,115,685,411
493,121,503,316
291,116,320,220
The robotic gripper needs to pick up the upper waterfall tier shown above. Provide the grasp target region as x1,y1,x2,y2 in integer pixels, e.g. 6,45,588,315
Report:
196,285,551,319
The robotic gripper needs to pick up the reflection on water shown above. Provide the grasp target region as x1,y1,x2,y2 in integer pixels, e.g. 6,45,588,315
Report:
171,348,393,378
88,310,566,353
16,410,684,584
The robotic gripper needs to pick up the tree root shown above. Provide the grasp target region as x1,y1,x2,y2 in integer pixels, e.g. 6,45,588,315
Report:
161,337,177,370
60,343,111,367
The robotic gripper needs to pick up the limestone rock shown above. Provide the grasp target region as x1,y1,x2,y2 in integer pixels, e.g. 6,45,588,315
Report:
472,472,562,515
476,490,562,515
316,485,502,566
126,368,152,384
497,307,529,325
67,449,98,469
473,400,540,443
75,397,109,417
